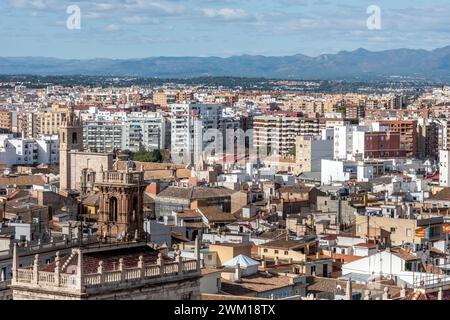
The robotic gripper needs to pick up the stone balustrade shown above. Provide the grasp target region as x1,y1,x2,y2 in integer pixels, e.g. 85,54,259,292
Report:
13,254,200,294
99,171,145,185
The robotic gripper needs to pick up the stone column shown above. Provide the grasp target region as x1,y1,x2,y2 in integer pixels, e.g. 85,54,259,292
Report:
176,251,183,275
119,258,125,281
12,243,18,285
98,261,104,284
345,278,352,301
138,255,144,279
54,251,61,287
33,254,40,285
157,253,164,276
194,236,201,271
76,249,83,289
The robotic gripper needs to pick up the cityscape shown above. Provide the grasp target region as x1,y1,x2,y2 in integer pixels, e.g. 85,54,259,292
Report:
0,0,450,305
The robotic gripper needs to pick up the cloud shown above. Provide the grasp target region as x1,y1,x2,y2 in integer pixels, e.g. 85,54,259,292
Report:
202,8,248,20
104,24,120,32
121,15,160,25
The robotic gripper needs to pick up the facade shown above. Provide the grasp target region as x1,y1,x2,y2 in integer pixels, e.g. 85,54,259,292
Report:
11,242,202,300
254,115,319,157
82,113,168,153
0,135,59,166
96,170,148,241
362,131,406,159
440,150,450,187
170,103,223,166
295,135,333,173
38,108,67,136
0,110,12,133
59,107,114,193
379,120,418,158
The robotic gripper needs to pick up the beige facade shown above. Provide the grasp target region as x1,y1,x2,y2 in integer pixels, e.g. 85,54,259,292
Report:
355,215,443,245
209,243,252,266
0,110,12,132
38,108,67,136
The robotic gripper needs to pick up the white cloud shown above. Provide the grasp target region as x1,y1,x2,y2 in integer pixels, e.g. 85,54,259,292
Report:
104,24,120,32
202,8,247,20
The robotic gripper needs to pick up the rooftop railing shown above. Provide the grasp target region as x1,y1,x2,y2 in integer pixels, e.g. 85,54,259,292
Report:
13,251,200,294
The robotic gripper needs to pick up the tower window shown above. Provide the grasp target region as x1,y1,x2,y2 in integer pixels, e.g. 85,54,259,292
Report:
72,132,78,145
62,132,66,143
109,197,118,222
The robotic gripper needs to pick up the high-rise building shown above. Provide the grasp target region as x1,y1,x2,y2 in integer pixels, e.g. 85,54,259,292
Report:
379,120,418,158
253,114,319,157
170,103,223,166
0,110,12,133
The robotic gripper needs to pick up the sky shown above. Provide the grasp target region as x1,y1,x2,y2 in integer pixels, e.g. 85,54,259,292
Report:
0,0,449,59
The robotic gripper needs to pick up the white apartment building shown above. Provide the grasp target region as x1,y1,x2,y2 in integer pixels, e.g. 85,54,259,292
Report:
439,149,450,187
0,134,59,166
82,112,168,153
333,125,371,160
170,103,224,166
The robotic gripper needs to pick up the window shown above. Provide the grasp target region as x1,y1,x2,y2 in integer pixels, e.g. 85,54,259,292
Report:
311,265,316,274
406,228,412,237
357,225,362,233
390,227,397,234
274,250,279,254
284,251,289,255
181,292,192,300
263,249,268,253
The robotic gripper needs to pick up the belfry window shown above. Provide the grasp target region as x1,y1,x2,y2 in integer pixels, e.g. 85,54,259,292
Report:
72,132,78,144
109,197,118,222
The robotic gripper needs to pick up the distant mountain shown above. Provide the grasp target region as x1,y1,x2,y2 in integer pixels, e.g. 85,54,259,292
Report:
1,46,450,80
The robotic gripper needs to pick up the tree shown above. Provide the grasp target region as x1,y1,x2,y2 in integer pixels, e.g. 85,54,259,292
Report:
131,149,163,163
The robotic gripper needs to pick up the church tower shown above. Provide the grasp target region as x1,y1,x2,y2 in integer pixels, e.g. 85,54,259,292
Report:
96,164,148,241
59,105,83,191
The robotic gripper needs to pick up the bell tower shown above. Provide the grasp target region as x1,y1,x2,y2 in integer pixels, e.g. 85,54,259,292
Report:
59,105,83,191
95,165,148,241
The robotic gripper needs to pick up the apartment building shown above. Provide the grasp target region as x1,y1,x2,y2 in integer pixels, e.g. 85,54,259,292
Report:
170,103,223,166
0,134,59,165
253,114,319,157
295,135,333,173
82,112,169,153
379,120,418,158
37,106,68,136
0,110,12,133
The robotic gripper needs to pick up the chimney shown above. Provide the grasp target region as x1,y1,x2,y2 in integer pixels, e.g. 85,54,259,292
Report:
234,263,242,282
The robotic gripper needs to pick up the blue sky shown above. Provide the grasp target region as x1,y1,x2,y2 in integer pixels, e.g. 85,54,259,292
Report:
1,0,449,59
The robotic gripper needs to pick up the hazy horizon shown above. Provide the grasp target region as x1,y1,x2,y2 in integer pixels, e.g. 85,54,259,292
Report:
1,0,450,59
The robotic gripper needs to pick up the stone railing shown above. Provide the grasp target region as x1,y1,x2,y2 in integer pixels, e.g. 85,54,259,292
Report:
13,253,200,294
0,236,98,260
99,171,145,185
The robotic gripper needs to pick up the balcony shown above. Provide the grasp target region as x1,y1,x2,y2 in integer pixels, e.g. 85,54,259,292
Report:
97,170,145,185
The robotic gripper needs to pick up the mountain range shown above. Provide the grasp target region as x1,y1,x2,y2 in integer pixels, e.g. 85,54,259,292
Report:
1,46,450,80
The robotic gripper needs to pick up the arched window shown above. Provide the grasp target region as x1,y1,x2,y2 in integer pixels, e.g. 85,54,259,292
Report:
132,196,138,221
72,132,78,145
109,197,118,222
62,132,66,144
